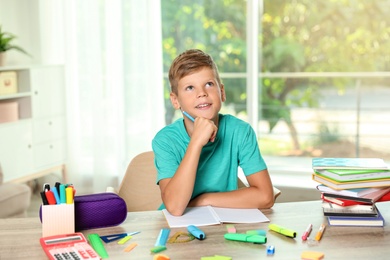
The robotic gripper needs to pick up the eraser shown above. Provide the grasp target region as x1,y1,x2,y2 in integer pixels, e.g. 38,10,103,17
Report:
301,251,324,260
226,224,236,233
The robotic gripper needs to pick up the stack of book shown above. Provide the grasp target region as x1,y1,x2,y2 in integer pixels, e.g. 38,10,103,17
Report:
312,157,390,227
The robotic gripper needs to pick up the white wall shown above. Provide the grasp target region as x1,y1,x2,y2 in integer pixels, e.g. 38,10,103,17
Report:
0,0,64,66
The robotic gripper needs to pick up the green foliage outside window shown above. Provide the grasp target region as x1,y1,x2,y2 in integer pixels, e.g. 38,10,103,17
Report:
161,0,390,156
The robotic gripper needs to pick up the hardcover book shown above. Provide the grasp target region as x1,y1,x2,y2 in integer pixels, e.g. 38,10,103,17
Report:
316,184,383,197
321,194,371,207
322,202,378,217
312,173,390,190
321,187,390,204
327,210,385,227
314,169,390,182
312,158,389,170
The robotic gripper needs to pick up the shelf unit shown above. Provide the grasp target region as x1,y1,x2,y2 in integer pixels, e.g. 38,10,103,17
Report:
0,65,67,183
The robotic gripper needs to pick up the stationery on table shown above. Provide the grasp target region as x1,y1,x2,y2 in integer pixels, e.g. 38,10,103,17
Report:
268,224,297,238
224,233,267,244
100,231,140,243
302,224,312,241
315,224,326,241
188,225,206,240
41,182,75,237
162,206,269,228
150,228,170,253
40,233,100,260
88,233,109,259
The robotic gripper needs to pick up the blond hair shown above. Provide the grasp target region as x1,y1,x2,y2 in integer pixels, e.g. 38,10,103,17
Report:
168,49,222,95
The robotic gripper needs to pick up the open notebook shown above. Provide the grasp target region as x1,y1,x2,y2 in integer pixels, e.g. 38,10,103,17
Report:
162,206,270,228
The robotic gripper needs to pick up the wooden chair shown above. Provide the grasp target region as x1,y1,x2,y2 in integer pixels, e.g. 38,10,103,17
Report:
118,151,281,212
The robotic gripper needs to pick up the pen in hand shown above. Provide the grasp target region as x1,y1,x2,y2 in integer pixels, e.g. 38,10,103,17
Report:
182,110,195,122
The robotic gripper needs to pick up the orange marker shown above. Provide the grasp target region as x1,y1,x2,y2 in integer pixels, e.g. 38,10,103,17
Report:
315,224,326,241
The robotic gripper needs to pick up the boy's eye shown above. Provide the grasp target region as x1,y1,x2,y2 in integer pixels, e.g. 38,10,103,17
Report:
185,85,194,91
205,82,214,87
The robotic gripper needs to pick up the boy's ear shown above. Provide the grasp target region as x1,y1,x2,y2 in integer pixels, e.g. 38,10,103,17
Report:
220,84,226,102
170,92,181,109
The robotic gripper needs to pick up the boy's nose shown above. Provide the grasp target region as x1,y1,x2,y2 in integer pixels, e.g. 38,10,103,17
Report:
197,88,208,98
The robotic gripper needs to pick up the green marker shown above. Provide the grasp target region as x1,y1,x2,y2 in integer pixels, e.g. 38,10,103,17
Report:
268,224,296,238
88,233,109,258
246,229,267,236
224,233,267,244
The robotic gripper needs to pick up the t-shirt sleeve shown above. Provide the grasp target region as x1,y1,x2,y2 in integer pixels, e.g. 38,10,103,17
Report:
238,124,267,176
152,134,180,184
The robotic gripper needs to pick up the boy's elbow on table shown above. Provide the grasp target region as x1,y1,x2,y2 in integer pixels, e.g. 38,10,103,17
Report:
261,191,275,209
164,204,186,216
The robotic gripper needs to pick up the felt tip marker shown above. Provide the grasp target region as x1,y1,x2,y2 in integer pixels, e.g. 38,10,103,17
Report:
182,111,195,122
302,224,312,241
315,224,326,241
268,224,297,238
224,233,267,244
187,225,206,240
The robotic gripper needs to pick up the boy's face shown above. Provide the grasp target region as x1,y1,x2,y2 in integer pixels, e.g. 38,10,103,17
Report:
170,67,225,123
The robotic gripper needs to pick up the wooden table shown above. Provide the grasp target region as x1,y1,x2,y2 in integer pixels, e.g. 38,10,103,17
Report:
1,200,389,259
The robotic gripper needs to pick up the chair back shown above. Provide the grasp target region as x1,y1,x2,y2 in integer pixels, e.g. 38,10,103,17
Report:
118,151,162,211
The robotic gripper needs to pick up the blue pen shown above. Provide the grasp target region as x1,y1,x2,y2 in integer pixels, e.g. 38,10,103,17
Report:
182,111,195,122
187,225,206,240
51,186,61,204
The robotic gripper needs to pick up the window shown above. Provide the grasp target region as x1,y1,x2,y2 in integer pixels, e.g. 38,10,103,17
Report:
161,0,390,187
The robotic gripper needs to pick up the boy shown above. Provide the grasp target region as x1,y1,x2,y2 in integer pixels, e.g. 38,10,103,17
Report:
152,49,274,216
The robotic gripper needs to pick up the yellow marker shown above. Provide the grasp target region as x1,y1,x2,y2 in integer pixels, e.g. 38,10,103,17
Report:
269,224,296,238
65,186,73,204
118,235,132,244
123,242,137,252
315,224,326,241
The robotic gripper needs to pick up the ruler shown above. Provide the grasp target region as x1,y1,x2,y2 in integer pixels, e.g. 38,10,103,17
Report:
155,228,171,247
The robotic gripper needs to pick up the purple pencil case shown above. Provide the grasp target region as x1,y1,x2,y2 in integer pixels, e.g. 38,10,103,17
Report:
40,192,127,231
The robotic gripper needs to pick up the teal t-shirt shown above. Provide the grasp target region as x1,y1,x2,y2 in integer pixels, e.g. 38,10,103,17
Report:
152,114,267,209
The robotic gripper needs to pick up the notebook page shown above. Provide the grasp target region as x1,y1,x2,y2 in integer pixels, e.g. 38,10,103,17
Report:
162,206,220,228
211,207,270,223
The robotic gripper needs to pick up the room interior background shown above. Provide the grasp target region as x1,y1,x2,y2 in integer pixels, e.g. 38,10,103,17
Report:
0,0,389,195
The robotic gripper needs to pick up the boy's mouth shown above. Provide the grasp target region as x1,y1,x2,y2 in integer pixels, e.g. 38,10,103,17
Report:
196,103,211,109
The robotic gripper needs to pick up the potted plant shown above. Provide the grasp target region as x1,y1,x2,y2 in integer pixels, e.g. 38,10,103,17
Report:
0,26,30,66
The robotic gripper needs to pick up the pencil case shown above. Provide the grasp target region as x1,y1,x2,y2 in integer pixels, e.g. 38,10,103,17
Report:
40,192,127,231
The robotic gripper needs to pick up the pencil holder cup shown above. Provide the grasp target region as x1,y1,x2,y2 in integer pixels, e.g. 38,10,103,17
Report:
41,203,75,237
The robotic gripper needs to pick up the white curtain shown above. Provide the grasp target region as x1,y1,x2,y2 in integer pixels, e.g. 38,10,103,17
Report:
63,0,165,192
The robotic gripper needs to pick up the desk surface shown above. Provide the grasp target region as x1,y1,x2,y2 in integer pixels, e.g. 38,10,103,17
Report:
1,200,389,260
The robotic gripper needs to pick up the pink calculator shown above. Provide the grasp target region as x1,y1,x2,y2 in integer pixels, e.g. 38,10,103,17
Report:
40,232,100,260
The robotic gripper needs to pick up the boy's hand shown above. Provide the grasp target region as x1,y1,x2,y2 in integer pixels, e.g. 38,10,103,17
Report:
191,117,218,145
